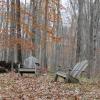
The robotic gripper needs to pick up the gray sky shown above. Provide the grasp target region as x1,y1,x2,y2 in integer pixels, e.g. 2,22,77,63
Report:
20,0,66,4
20,0,68,25
20,0,30,3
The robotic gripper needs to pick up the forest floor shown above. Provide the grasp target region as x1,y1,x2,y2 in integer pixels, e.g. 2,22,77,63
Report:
0,72,100,100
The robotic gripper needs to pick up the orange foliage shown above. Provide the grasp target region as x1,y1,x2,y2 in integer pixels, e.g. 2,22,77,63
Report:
0,0,62,51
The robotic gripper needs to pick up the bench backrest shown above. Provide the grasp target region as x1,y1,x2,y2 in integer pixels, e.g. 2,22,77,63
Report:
24,56,39,69
70,60,88,78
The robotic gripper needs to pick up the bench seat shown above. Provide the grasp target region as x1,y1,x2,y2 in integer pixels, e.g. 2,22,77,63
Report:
18,68,36,76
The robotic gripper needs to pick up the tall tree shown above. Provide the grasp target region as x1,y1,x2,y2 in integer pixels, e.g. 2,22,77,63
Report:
41,0,48,70
31,0,37,56
16,0,22,63
10,0,16,62
6,0,10,62
76,0,100,77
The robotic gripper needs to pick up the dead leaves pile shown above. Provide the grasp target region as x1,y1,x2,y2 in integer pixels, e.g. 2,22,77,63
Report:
0,72,100,100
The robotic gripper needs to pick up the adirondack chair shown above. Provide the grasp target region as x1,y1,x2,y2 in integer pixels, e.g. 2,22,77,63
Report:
54,60,88,83
18,56,40,76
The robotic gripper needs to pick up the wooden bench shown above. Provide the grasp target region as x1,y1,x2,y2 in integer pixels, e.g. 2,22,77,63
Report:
54,60,88,83
18,63,40,76
18,68,36,76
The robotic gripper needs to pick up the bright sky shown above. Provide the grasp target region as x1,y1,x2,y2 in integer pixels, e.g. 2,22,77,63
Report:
20,0,68,25
20,0,66,4
20,0,30,4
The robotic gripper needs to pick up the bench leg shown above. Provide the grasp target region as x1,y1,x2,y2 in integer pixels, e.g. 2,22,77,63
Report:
20,72,23,76
54,74,58,81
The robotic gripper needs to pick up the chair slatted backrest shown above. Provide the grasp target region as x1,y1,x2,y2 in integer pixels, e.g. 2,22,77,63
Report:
70,60,88,78
70,62,81,76
75,60,88,78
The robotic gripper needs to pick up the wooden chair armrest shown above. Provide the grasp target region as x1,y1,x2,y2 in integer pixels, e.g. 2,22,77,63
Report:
35,63,40,66
18,63,24,68
56,66,72,72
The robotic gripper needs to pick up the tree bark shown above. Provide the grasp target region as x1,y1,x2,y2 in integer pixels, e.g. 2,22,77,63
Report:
16,0,22,63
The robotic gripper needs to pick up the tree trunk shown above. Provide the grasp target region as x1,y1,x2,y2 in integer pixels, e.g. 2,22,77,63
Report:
16,0,22,63
41,0,48,70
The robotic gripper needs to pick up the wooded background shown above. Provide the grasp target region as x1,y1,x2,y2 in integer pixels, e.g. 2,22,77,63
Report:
0,0,100,78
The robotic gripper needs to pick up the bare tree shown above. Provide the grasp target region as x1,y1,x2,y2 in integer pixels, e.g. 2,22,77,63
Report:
16,0,22,63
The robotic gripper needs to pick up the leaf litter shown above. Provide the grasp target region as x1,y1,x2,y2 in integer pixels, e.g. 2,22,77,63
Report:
0,72,100,100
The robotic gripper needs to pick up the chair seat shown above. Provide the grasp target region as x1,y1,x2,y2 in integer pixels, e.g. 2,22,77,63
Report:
56,71,66,78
